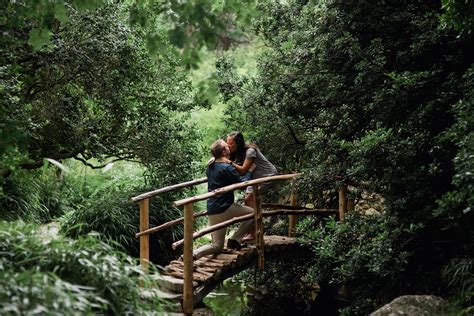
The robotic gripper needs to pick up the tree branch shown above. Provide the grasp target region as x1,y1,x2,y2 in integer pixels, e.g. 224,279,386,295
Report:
73,154,138,169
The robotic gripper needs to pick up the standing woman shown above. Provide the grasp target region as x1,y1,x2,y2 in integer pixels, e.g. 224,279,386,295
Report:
226,131,278,240
192,139,254,260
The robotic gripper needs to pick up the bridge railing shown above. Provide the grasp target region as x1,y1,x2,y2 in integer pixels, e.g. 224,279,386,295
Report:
131,173,349,314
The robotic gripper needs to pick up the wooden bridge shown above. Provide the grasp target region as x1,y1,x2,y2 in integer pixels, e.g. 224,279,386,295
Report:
131,174,350,314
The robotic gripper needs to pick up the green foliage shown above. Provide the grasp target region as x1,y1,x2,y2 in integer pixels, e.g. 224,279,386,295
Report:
217,1,473,309
58,160,187,264
442,258,474,313
235,257,316,315
0,168,62,224
221,0,472,220
441,0,474,36
1,271,99,315
1,2,199,180
0,221,163,314
300,213,410,315
203,280,248,315
1,0,259,68
435,67,474,220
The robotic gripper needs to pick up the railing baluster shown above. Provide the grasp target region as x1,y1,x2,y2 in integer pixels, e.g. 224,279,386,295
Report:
253,184,264,271
139,198,150,273
288,189,298,237
348,197,355,212
338,185,348,221
183,202,194,314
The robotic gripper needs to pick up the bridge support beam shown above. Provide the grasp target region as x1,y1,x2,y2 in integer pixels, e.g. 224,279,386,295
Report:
139,198,150,273
183,203,194,314
253,185,265,271
338,185,348,221
288,190,298,237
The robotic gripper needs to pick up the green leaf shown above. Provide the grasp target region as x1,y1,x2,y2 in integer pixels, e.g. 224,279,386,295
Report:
54,3,69,23
28,28,53,51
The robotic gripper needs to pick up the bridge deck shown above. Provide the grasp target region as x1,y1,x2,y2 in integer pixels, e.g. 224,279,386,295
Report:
164,235,298,284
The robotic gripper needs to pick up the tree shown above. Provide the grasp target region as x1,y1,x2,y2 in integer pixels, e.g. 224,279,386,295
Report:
218,0,473,312
1,3,200,185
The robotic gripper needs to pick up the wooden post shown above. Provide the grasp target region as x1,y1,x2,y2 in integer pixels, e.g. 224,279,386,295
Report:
288,190,298,237
182,203,194,314
338,185,348,221
139,198,150,273
253,185,264,271
347,197,355,212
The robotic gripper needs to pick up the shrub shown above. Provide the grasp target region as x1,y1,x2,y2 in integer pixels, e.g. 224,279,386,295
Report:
0,271,101,315
442,258,474,314
0,221,164,315
299,213,410,315
60,187,185,265
59,160,189,265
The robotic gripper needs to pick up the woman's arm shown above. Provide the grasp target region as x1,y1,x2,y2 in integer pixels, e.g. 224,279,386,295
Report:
231,157,255,175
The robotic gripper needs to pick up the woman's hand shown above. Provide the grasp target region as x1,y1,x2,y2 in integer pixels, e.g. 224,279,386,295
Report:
249,163,257,172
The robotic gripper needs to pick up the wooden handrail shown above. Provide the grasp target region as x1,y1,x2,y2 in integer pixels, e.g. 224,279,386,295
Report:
135,203,310,238
135,211,207,238
171,208,337,249
131,177,207,202
173,173,301,207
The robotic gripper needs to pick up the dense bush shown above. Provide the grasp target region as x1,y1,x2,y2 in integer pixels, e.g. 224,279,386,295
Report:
235,257,316,315
60,188,185,265
0,221,163,315
218,0,473,311
299,213,409,315
0,271,99,315
58,160,191,265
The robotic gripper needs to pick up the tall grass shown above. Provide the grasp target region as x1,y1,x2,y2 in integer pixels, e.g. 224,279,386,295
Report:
59,159,193,264
0,221,164,315
0,167,62,223
442,258,474,315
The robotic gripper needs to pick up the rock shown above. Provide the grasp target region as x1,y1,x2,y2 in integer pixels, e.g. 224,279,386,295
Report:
373,203,384,212
358,202,371,210
151,273,198,293
38,222,60,239
365,208,381,216
370,295,447,316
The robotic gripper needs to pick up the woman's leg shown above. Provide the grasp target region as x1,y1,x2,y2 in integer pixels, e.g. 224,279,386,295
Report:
242,192,256,241
225,203,254,242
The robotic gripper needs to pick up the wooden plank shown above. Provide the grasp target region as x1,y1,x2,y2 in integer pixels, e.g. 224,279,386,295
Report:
211,253,239,261
131,177,207,202
167,270,208,283
195,261,224,268
182,203,194,314
174,174,301,207
139,198,150,273
195,267,215,276
198,257,229,264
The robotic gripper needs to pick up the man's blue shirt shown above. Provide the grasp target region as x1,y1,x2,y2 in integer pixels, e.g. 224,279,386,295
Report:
206,162,243,215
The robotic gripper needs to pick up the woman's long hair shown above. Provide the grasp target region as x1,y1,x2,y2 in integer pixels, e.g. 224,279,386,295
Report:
228,131,256,165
